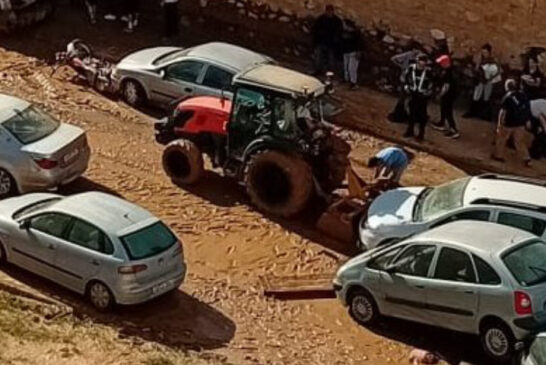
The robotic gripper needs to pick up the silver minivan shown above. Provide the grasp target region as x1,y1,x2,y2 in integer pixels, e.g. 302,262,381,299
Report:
0,192,186,311
334,221,546,362
0,94,90,199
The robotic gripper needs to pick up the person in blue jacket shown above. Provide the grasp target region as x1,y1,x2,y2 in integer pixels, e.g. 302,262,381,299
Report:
368,146,413,185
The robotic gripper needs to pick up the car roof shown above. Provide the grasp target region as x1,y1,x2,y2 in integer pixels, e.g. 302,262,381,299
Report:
187,42,269,71
464,175,546,209
412,221,535,254
52,192,155,235
234,64,325,96
180,96,232,114
0,94,31,122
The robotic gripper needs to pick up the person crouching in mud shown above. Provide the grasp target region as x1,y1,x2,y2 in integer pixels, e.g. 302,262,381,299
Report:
368,146,414,189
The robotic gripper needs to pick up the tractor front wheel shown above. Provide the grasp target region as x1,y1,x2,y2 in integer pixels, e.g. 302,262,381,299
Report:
245,150,313,218
162,139,204,185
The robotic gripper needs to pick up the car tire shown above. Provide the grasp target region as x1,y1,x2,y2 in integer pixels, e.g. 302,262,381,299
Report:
87,281,115,312
162,139,204,185
0,169,16,200
122,79,146,107
0,242,7,265
348,287,380,326
245,150,313,218
480,319,516,363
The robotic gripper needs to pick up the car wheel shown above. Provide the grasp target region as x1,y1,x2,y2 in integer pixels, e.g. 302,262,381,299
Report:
87,281,114,312
480,320,515,362
0,242,6,265
348,288,380,326
122,79,145,107
0,169,15,200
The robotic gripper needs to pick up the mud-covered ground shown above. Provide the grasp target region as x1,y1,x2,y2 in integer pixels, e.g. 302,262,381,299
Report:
0,4,538,365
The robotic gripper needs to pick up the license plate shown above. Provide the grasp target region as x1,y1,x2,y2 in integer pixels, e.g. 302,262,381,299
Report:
63,148,79,164
152,281,170,294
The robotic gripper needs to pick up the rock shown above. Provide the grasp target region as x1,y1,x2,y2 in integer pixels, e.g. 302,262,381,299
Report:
238,8,246,15
199,0,208,7
279,15,290,23
248,11,258,19
302,25,310,33
465,10,481,23
236,2,244,8
228,25,235,32
179,16,190,27
382,35,395,44
227,0,235,3
268,13,278,20
430,28,445,40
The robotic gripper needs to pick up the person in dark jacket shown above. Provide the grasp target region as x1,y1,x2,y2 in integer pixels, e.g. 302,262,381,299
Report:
403,54,434,141
312,4,342,77
521,56,544,100
341,19,362,90
430,55,459,138
492,79,532,166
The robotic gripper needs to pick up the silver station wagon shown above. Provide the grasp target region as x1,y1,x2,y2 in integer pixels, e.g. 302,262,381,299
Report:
0,192,186,311
334,221,546,362
0,94,90,199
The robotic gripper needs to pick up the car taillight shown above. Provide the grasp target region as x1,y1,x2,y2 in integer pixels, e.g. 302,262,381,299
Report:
118,264,148,275
34,158,58,169
514,291,533,315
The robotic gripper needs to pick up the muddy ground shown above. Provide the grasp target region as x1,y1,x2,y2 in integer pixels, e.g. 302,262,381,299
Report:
0,3,541,365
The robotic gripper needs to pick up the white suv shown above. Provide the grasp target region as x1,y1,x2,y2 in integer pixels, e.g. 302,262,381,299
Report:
358,174,546,251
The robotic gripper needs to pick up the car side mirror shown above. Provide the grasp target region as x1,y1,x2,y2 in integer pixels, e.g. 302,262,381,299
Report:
385,264,398,274
159,69,166,79
19,220,30,230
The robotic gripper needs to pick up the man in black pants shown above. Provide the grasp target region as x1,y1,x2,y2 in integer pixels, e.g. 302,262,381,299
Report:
403,54,433,141
161,0,179,40
431,55,460,138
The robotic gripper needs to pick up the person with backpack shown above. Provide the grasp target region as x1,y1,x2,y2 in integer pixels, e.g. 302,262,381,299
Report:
492,79,533,166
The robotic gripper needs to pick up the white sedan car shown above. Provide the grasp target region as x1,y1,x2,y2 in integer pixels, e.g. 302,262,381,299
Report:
0,192,186,311
358,174,546,251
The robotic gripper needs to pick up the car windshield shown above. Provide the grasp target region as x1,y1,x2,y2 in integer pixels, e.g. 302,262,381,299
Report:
121,221,177,260
152,49,189,66
2,105,60,145
503,240,546,287
414,177,471,221
12,198,62,220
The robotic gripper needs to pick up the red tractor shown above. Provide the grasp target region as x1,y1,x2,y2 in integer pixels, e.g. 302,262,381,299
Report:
155,64,350,217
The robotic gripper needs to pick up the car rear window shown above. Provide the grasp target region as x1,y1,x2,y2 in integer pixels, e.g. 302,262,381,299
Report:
503,240,546,287
2,105,60,145
121,222,177,260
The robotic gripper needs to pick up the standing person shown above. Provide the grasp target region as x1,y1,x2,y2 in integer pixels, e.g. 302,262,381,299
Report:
387,47,421,124
122,0,140,32
311,4,342,77
368,146,413,186
464,43,502,120
341,19,362,90
161,0,180,41
403,54,434,141
521,56,544,100
492,79,532,166
84,0,98,24
529,99,546,159
431,55,459,138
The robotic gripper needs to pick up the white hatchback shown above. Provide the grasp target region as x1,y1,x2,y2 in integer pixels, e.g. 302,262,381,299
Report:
358,174,546,251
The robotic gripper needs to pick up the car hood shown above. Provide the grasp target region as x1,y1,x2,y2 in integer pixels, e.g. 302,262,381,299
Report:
366,187,426,230
117,47,181,70
21,123,84,156
0,193,61,219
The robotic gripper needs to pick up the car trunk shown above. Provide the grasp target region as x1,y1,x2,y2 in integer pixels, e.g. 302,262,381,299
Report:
21,123,88,168
132,243,182,285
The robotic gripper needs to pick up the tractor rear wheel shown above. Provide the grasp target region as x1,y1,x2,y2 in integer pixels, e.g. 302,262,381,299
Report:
245,150,313,218
162,139,204,185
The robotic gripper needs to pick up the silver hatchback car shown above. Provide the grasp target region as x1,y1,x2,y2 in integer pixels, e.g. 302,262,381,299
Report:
112,42,272,108
0,94,90,199
334,221,546,362
0,192,186,311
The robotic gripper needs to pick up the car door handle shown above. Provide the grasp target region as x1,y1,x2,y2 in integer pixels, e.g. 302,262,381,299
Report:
184,87,193,93
415,285,425,289
47,244,56,250
463,290,475,294
91,260,100,266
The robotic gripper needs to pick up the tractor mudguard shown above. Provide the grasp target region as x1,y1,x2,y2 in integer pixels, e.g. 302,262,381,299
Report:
241,138,299,165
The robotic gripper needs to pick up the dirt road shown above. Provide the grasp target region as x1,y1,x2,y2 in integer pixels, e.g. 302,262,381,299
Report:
0,45,493,365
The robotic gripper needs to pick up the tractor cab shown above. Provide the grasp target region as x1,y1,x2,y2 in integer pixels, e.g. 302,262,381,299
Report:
226,64,337,163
